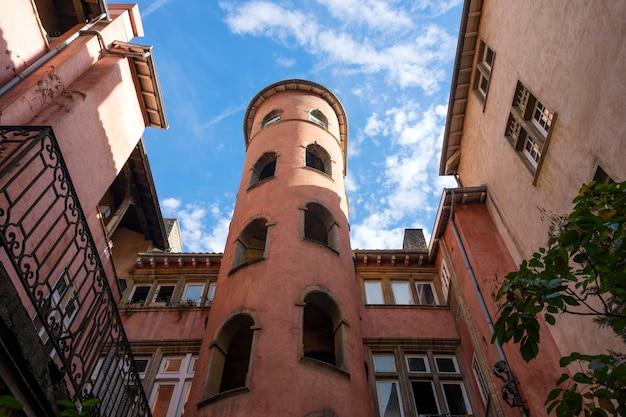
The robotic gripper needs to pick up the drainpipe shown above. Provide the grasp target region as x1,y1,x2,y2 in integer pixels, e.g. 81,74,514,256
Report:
0,13,108,98
449,189,529,417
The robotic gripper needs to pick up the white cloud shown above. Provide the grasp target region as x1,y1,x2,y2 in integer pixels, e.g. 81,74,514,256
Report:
411,0,463,16
316,0,413,31
349,101,450,249
220,1,457,92
161,198,232,253
276,56,296,68
142,0,174,17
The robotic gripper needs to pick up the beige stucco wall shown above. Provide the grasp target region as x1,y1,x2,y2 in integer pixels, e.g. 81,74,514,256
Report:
456,0,626,364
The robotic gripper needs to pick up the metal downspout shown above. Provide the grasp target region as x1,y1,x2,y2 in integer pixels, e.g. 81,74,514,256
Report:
0,13,108,98
449,190,529,417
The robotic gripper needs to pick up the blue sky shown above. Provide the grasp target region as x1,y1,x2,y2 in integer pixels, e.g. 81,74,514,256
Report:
124,0,462,252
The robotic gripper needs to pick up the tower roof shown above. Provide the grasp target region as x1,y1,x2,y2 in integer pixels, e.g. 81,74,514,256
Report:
243,79,349,172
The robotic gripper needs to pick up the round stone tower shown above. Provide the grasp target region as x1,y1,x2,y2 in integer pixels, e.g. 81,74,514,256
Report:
189,80,373,417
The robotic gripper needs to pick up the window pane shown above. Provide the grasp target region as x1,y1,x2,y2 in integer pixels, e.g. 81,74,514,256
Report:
155,285,175,303
442,383,470,415
365,281,384,304
162,357,182,373
406,356,428,373
391,281,413,305
411,381,439,415
373,354,396,372
130,286,150,304
435,356,458,373
208,283,217,303
151,383,175,417
415,283,436,305
183,284,204,304
135,359,149,373
376,381,403,417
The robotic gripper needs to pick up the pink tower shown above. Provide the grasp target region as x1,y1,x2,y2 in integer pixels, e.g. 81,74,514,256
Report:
188,80,374,417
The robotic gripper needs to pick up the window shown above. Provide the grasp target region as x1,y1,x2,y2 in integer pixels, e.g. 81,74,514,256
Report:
440,261,451,303
249,152,278,188
302,202,338,251
593,165,615,184
130,285,151,304
308,109,328,128
183,283,204,305
473,40,495,104
363,276,440,306
305,144,332,177
261,109,282,128
231,218,268,271
371,350,472,417
149,354,196,417
153,284,175,304
504,81,556,174
205,314,255,397
207,282,217,304
301,291,347,370
472,354,489,404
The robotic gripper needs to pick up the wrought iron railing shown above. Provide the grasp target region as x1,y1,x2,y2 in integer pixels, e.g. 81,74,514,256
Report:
0,126,151,417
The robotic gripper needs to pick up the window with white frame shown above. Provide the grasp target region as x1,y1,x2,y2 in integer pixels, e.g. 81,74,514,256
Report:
363,276,440,306
372,350,472,417
149,354,196,417
504,80,556,174
153,284,176,304
472,354,489,404
207,282,217,304
473,40,495,104
182,283,204,305
261,109,282,128
129,285,151,304
308,109,328,128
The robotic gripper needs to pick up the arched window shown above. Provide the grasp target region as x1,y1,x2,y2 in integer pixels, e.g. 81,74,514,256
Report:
301,290,347,371
231,218,268,271
205,314,255,397
261,109,282,128
303,202,338,251
249,152,278,188
305,144,332,177
308,109,328,129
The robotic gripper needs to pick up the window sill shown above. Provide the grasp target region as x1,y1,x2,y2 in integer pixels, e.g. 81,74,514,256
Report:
197,386,250,408
228,258,265,276
300,357,350,379
364,304,448,309
301,166,334,181
303,237,339,254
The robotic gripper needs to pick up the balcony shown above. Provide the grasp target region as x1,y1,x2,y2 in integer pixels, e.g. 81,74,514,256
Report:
0,126,150,416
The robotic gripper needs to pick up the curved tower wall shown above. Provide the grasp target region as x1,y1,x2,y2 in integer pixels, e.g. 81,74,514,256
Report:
188,80,373,417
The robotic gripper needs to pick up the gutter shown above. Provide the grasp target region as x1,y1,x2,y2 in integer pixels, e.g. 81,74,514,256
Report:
0,13,108,98
449,190,529,417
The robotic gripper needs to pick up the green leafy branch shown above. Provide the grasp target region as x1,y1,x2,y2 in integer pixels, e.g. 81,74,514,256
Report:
493,181,626,416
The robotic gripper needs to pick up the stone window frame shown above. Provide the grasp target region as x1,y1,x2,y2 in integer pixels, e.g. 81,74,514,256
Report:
296,286,350,375
304,143,333,178
472,39,495,107
260,109,282,128
248,151,279,189
308,109,329,129
370,347,473,417
299,201,339,253
362,273,442,307
230,217,272,274
504,80,557,183
201,311,261,403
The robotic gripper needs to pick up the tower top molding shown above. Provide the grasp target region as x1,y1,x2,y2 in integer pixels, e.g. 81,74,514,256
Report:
243,79,348,170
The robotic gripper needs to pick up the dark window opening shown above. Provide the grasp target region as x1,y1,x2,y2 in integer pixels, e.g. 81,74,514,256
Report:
249,152,278,187
154,285,175,303
411,381,439,415
305,144,331,177
130,286,150,304
231,219,268,271
593,166,614,184
305,211,328,245
206,314,255,397
303,302,336,365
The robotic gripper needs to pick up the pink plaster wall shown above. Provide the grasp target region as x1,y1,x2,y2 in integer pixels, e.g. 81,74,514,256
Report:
456,0,626,370
191,86,374,417
445,203,564,417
